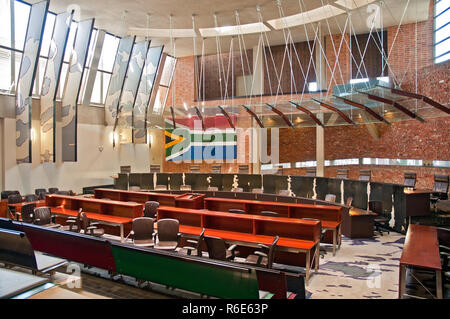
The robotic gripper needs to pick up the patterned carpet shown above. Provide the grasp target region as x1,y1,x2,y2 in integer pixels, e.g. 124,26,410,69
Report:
306,233,405,299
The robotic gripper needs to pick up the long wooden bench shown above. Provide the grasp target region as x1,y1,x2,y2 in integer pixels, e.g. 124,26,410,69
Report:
157,206,321,284
204,197,343,255
399,224,443,299
45,194,143,241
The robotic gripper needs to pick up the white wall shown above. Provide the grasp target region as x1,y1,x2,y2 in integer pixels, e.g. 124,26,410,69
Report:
3,118,150,194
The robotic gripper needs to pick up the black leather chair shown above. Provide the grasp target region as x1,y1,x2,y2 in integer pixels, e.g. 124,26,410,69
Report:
336,169,348,179
35,188,47,196
431,175,449,202
24,194,38,202
243,236,279,269
60,208,82,232
359,170,371,181
80,211,104,237
204,236,238,261
403,172,417,189
20,203,36,224
154,219,180,250
144,201,159,218
369,200,390,236
7,194,23,219
179,228,206,257
48,188,59,194
33,207,60,228
127,217,156,247
306,168,316,177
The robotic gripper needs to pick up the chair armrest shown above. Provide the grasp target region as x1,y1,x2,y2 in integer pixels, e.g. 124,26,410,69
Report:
439,245,450,251
228,244,238,251
257,243,270,250
66,220,77,224
254,251,268,258
183,246,196,251
90,222,100,227
86,226,98,230
186,239,199,245
67,216,77,220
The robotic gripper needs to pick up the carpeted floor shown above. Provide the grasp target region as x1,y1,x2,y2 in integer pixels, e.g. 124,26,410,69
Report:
306,232,405,299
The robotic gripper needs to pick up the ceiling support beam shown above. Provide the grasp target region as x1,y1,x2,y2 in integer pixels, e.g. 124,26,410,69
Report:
289,101,324,127
266,103,294,128
241,105,264,128
311,98,355,125
334,95,390,124
217,105,235,130
377,85,450,115
358,90,425,122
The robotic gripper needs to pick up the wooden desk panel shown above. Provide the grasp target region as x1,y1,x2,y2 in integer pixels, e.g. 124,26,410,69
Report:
9,200,46,215
94,188,176,206
0,200,8,218
175,193,205,209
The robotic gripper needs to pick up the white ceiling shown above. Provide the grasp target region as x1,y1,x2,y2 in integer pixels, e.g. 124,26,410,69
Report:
30,0,430,57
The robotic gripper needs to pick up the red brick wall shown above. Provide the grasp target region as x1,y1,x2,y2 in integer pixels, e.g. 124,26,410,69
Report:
163,1,450,189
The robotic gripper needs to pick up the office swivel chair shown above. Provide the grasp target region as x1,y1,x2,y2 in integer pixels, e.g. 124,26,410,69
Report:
180,185,192,191
437,227,450,289
80,211,104,237
23,194,38,202
155,185,168,191
207,186,219,191
144,201,160,218
431,174,449,202
204,236,239,261
231,187,243,192
7,194,23,219
260,211,279,217
126,217,156,247
278,190,290,196
211,165,222,173
306,168,316,177
243,236,279,269
190,165,201,173
48,188,59,194
403,172,417,189
369,200,390,236
154,219,180,250
35,188,47,198
336,169,349,179
60,208,83,232
359,170,371,181
129,186,141,192
179,228,206,257
33,207,61,228
20,203,36,224
252,188,263,194
150,164,161,173
325,194,336,203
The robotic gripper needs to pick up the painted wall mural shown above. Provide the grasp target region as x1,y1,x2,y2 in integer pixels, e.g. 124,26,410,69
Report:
104,36,135,126
15,0,49,164
61,19,94,162
115,41,149,144
40,11,73,163
133,45,164,144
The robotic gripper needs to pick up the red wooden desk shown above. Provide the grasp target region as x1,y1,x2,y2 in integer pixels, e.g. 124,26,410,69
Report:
399,224,442,299
0,200,8,218
204,197,342,255
174,193,205,209
9,200,46,214
94,188,177,206
157,206,321,284
46,194,143,241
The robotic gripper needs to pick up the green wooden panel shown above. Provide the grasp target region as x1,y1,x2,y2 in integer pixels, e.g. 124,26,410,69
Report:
110,243,259,298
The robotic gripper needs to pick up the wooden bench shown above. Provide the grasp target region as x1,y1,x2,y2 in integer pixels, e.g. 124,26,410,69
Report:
157,206,321,284
399,224,443,299
204,197,343,255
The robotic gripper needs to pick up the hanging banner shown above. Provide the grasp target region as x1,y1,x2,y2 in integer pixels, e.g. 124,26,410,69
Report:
104,36,135,126
61,19,94,162
15,0,49,164
133,45,163,144
115,41,149,144
40,11,73,163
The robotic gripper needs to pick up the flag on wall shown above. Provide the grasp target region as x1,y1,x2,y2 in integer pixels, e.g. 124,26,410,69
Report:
164,116,237,162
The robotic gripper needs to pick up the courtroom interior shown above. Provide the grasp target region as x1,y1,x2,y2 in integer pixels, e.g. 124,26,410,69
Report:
0,0,449,301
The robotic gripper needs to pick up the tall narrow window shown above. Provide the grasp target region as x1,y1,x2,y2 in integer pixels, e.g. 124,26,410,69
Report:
434,0,450,63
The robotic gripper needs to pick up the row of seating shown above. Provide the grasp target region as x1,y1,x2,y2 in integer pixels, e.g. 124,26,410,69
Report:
125,164,250,174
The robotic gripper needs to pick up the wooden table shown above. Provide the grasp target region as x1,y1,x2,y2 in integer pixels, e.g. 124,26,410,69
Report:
404,189,432,217
399,224,442,299
341,207,376,238
204,197,343,255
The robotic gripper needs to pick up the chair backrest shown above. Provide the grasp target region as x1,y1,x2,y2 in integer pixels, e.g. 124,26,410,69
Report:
48,188,59,194
180,185,192,191
336,169,348,179
229,209,246,214
8,194,23,204
155,185,167,191
260,211,279,217
190,165,201,173
207,186,219,191
368,200,383,214
144,201,160,218
157,219,179,242
346,197,354,207
433,174,449,193
120,165,131,173
204,236,228,261
24,194,38,202
238,165,249,174
211,165,221,173
129,186,141,192
306,168,316,177
403,172,417,188
325,194,336,202
132,217,155,241
79,211,91,232
278,190,290,196
33,207,52,225
1,191,14,200
231,187,243,192
21,203,37,223
267,236,279,269
252,188,263,194
359,170,371,181
150,164,161,173
35,188,47,196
